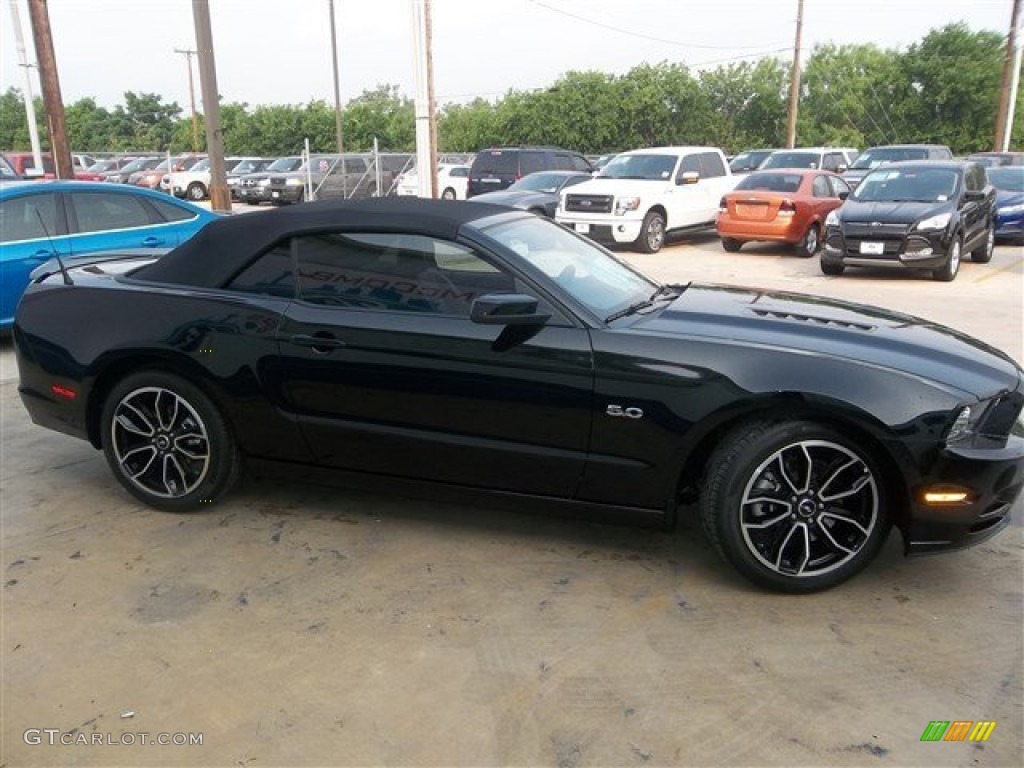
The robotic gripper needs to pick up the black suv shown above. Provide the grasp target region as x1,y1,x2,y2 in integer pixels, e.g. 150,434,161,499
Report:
466,147,593,198
822,160,996,282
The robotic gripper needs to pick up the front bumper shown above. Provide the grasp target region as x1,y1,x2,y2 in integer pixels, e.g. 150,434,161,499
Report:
903,436,1024,554
995,211,1024,240
268,185,304,203
823,224,954,271
556,215,643,244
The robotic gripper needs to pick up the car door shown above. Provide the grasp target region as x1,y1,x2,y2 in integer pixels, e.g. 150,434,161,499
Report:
64,189,182,254
274,229,595,497
0,190,71,326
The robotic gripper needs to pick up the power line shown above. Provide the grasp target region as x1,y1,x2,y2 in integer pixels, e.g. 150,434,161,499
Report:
527,0,787,50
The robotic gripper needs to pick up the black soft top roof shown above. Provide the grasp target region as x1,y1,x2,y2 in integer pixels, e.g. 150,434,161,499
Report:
134,196,517,288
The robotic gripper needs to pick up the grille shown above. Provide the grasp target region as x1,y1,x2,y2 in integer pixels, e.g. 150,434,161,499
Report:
565,194,613,214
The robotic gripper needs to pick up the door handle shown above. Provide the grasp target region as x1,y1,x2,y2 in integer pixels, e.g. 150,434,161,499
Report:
141,236,164,247
290,333,346,353
29,249,54,261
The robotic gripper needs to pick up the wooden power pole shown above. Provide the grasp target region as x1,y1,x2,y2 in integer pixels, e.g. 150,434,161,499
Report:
994,0,1022,151
192,0,230,211
785,0,804,149
425,0,438,197
175,48,200,152
26,0,72,178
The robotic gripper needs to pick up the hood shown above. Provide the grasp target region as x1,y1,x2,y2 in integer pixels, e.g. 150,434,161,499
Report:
838,199,949,224
996,189,1024,208
565,178,665,199
474,189,553,207
631,283,1020,397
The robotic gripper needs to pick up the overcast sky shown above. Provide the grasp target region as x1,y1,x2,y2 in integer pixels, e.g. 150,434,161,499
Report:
0,0,1016,112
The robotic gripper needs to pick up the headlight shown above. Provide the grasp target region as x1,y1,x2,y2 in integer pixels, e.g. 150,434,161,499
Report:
946,406,976,444
615,197,641,215
997,203,1024,215
947,395,1024,447
915,212,951,231
825,210,839,227
285,178,303,186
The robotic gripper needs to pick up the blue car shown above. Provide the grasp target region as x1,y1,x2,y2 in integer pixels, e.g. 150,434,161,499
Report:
987,166,1024,241
0,180,220,328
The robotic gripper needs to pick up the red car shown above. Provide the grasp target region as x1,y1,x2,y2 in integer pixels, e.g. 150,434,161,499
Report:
717,169,851,256
3,151,103,181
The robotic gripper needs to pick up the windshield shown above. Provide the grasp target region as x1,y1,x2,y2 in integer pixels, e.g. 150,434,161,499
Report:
853,168,960,203
735,172,803,193
232,159,261,174
850,147,929,170
266,157,302,172
987,167,1024,191
477,215,656,317
509,172,572,193
120,157,155,173
761,151,820,170
599,153,677,180
189,158,211,172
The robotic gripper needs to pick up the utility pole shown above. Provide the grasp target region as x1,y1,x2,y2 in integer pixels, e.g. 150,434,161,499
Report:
411,0,436,197
994,0,1022,151
328,0,344,156
192,0,229,210
425,0,438,197
174,47,200,152
26,0,72,178
8,0,43,169
785,0,804,149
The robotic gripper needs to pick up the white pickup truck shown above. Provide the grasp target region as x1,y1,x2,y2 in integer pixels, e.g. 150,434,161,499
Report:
556,146,738,253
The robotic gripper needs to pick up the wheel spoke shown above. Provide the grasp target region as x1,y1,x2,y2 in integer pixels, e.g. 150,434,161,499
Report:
116,402,155,437
121,445,157,478
820,468,870,502
818,523,854,555
174,432,209,461
776,454,801,495
820,510,869,537
156,390,179,431
742,508,791,530
162,453,188,496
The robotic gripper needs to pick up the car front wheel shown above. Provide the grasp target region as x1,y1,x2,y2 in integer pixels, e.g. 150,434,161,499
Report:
932,235,962,281
101,371,241,512
636,211,666,253
700,419,890,592
186,182,207,201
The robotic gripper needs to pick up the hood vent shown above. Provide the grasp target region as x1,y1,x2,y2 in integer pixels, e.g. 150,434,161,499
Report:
750,308,875,332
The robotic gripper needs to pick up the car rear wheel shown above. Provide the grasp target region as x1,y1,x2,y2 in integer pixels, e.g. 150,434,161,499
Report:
101,371,241,512
932,236,962,282
721,238,743,253
971,222,995,263
796,224,820,257
186,182,207,201
637,211,666,253
700,419,890,592
441,187,456,200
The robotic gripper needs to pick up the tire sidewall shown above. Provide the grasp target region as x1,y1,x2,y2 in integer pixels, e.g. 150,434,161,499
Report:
638,211,665,253
100,370,239,512
704,420,890,593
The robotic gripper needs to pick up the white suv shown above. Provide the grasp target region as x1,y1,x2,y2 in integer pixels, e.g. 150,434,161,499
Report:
759,147,859,174
556,147,738,253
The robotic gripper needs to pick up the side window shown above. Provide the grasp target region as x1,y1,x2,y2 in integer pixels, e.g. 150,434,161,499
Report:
571,154,592,173
148,197,198,223
812,175,833,198
677,154,700,180
226,241,295,298
822,153,844,172
294,231,523,316
963,165,982,193
698,152,726,178
69,192,152,234
520,152,546,176
0,193,60,243
552,154,574,171
450,167,468,178
828,175,851,198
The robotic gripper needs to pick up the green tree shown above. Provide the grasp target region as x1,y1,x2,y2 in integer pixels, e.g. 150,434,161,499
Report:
0,87,47,150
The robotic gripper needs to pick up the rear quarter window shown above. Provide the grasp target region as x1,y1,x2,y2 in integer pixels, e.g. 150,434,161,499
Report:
472,151,517,175
520,152,546,175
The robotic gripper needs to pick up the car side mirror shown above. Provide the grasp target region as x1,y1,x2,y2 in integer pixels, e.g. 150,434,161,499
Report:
838,190,849,201
677,171,700,185
471,293,551,326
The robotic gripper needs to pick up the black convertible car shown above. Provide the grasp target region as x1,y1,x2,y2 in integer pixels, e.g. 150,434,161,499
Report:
14,198,1024,592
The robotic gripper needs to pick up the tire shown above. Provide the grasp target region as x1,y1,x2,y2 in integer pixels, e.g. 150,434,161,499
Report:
636,210,666,253
795,224,821,257
932,235,962,282
186,182,207,201
441,187,456,200
699,419,890,593
101,370,241,512
721,238,743,253
971,220,995,263
820,258,845,276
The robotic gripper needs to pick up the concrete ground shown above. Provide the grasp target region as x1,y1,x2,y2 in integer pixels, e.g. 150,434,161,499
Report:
2,229,1021,767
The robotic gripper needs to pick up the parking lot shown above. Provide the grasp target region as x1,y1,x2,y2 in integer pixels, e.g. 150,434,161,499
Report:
2,232,1021,767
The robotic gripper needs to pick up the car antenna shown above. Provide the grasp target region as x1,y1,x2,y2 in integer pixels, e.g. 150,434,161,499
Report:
34,208,73,285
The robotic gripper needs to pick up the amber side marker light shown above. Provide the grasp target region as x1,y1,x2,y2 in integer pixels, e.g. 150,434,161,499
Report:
922,486,972,505
51,384,76,400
